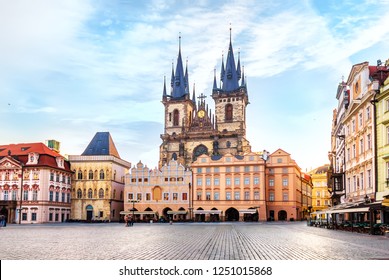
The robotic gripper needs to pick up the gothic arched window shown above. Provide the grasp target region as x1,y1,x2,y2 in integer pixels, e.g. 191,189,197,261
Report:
99,169,105,180
173,109,179,126
77,170,83,180
88,170,93,180
87,188,93,199
98,188,104,199
225,104,233,121
193,145,208,161
77,189,82,198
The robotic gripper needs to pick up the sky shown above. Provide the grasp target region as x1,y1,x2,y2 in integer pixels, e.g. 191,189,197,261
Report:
1,0,389,171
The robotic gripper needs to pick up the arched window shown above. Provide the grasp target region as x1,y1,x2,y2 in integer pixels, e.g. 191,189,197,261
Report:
77,170,83,180
88,188,93,199
88,170,93,180
193,144,208,161
77,189,82,199
173,109,179,126
225,104,233,121
99,169,105,180
98,188,104,199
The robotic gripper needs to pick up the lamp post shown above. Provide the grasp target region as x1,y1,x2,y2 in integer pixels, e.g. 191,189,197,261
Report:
261,150,269,222
128,199,139,223
18,162,25,225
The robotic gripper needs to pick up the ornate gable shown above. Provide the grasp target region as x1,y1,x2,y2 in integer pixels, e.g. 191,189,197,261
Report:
0,157,22,170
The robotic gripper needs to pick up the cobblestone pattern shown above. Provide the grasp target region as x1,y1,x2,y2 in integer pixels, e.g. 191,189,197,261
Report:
1,222,388,260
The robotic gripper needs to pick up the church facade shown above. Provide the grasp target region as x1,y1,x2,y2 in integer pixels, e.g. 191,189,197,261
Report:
159,32,251,168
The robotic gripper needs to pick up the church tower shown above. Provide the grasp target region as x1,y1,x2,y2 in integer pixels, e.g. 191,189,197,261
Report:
159,31,251,168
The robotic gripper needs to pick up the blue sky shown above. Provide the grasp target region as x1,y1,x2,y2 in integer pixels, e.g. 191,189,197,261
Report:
1,0,389,171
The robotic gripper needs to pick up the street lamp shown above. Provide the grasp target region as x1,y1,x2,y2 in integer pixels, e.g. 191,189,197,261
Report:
18,162,25,225
261,150,270,221
128,199,139,223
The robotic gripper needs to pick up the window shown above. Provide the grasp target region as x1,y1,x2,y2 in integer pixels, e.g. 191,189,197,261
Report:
214,167,220,173
206,167,211,173
56,174,60,182
244,166,250,172
173,109,179,126
50,173,54,181
4,190,8,201
367,134,372,150
352,144,356,158
88,170,93,180
269,179,274,187
77,189,82,198
55,192,59,202
31,213,37,221
214,192,220,200
88,189,93,199
282,178,288,187
353,175,357,191
226,192,231,200
163,193,169,201
22,213,27,221
254,177,259,185
277,158,282,163
49,191,53,201
67,193,70,203
206,192,211,200
359,113,363,126
226,178,231,186
244,191,250,200
77,170,83,180
12,190,17,201
182,193,187,200
99,188,104,199
366,106,371,120
234,177,240,186
254,191,260,200
197,168,202,174
225,104,233,121
61,192,65,202
269,192,275,201
360,138,364,154
196,178,202,186
206,178,211,186
146,193,151,201
352,119,355,132
173,193,178,201
100,170,105,180
244,177,250,185
214,177,220,186
234,166,240,172
23,190,28,201
367,169,372,188
283,193,288,201
234,191,240,200
360,172,364,190
128,193,134,200
197,192,202,200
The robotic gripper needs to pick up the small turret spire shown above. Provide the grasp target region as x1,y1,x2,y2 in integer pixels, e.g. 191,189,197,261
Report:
163,75,167,100
213,68,217,89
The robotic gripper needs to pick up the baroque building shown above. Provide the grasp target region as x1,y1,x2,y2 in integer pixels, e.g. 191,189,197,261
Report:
69,132,131,222
0,142,72,224
308,165,331,217
159,31,251,168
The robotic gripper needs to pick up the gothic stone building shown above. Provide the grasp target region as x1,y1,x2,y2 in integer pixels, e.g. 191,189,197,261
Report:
159,32,251,168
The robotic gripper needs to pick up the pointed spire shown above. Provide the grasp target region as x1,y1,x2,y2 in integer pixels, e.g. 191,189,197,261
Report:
185,58,189,94
163,75,167,100
170,60,174,88
241,65,245,87
220,52,225,81
221,26,240,92
213,68,218,89
237,50,241,80
171,33,186,99
192,83,196,105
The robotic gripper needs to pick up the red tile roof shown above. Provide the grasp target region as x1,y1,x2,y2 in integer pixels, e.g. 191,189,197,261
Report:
0,143,61,158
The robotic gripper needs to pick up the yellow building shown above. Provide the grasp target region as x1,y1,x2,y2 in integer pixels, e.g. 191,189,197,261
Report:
375,64,389,223
123,159,192,222
69,132,131,222
308,165,331,217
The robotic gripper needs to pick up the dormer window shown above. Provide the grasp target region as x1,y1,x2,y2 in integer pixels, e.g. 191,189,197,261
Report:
56,157,64,169
27,153,39,165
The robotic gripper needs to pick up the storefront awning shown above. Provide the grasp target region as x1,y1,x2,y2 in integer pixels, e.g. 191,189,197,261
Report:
382,198,389,207
193,210,222,215
167,211,187,215
321,207,370,214
120,211,156,215
239,209,257,214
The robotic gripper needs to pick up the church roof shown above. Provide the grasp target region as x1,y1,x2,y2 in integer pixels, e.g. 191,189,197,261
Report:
82,132,121,158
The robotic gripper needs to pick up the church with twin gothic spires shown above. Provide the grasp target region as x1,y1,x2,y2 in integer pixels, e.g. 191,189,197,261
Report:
159,31,252,168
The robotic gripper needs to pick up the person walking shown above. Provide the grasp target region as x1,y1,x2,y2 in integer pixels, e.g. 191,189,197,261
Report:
124,215,129,227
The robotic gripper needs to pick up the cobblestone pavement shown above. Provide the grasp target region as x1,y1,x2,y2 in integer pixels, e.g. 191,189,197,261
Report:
1,221,388,260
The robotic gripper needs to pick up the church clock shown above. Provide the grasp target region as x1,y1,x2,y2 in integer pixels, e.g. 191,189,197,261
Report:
197,110,205,118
